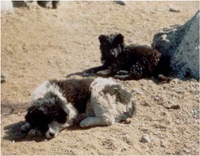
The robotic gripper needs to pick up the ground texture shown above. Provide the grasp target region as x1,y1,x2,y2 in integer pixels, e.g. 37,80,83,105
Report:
1,1,199,155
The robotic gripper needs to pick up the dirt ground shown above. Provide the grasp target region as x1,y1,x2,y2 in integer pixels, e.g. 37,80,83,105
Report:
1,1,199,155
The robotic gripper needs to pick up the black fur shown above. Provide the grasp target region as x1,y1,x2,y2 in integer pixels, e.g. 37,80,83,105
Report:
50,79,94,113
85,33,167,80
25,92,67,132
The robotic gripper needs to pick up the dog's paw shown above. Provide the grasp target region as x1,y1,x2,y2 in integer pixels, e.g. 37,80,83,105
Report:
80,120,90,128
21,123,31,132
28,129,42,137
116,70,129,75
114,74,130,80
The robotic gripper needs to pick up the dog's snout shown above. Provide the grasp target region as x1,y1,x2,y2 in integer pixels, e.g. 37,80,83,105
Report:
49,132,55,138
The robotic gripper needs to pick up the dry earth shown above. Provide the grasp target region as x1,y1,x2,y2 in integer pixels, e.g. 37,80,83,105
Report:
1,1,199,155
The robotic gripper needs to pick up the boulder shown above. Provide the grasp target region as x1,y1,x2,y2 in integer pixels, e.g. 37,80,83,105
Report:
1,0,14,14
152,11,199,80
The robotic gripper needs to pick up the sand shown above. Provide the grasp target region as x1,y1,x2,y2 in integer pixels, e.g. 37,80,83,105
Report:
1,1,199,155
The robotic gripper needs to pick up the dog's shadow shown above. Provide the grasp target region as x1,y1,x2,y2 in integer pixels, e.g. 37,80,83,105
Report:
3,121,92,142
3,121,47,142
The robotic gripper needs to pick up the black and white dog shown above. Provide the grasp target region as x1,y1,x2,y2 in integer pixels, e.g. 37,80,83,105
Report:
21,78,135,139
83,33,169,80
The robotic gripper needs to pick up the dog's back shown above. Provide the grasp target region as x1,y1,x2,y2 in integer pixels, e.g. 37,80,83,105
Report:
50,79,94,113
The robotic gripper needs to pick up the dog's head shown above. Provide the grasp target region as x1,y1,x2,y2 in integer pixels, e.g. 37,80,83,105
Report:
25,92,68,138
98,33,124,66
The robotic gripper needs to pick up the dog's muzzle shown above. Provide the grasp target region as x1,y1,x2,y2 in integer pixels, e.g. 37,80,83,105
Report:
46,121,62,139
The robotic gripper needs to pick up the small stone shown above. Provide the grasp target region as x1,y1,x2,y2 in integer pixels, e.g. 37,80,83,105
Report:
141,101,151,107
183,149,190,153
165,104,180,110
131,89,144,95
140,134,150,143
124,118,131,124
114,0,126,6
1,74,6,83
169,6,180,13
192,110,197,115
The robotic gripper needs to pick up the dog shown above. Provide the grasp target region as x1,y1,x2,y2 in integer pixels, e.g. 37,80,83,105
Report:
37,1,59,9
21,77,135,139
83,33,170,80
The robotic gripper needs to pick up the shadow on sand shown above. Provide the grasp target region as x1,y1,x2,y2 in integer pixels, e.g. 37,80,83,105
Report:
3,121,91,142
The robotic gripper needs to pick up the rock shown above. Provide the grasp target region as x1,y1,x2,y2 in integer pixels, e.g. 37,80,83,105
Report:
124,118,132,124
1,0,14,14
140,134,150,143
169,5,180,13
1,74,6,83
114,0,126,6
152,11,199,80
131,89,144,95
165,105,180,110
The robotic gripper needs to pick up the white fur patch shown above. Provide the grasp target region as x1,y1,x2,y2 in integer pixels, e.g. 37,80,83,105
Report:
80,77,135,127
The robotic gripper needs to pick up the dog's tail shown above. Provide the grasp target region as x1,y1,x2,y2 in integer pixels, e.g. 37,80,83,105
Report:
112,84,136,118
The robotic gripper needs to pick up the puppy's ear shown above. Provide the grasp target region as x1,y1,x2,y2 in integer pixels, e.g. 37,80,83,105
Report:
114,33,124,44
98,35,106,44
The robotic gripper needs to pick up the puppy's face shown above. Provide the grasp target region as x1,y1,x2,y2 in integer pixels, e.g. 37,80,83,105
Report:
25,96,68,138
99,33,124,66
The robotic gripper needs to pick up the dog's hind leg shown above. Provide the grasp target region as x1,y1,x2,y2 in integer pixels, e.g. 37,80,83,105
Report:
79,116,114,128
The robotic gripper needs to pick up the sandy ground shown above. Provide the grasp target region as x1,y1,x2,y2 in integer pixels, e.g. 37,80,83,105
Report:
1,1,199,155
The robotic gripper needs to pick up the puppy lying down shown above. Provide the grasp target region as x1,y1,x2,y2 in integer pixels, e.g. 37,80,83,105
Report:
21,78,135,139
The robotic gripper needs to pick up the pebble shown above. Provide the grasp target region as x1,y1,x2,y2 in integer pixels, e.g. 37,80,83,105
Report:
1,74,6,83
140,134,150,143
114,0,126,6
165,105,180,110
131,89,144,95
191,110,197,115
183,149,190,154
122,134,132,144
141,102,151,107
124,118,132,124
169,6,180,13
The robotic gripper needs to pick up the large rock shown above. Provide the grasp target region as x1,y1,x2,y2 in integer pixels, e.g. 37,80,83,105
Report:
1,0,14,14
152,11,199,80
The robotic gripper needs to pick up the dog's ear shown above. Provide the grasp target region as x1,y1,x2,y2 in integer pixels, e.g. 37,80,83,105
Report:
98,35,106,44
54,108,67,123
113,33,124,44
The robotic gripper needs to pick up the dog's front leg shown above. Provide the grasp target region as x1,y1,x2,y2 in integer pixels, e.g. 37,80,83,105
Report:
84,65,108,74
28,129,43,137
21,123,32,132
80,116,114,128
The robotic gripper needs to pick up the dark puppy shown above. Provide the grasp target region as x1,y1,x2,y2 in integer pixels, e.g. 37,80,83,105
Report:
37,1,59,9
85,33,169,80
